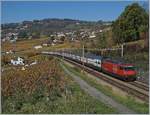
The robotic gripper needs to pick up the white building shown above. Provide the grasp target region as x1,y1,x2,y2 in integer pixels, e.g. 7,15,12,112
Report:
6,50,13,54
99,30,103,33
51,43,55,46
34,45,42,49
89,35,96,38
53,39,57,43
76,22,80,25
11,57,24,65
57,33,65,38
42,43,48,46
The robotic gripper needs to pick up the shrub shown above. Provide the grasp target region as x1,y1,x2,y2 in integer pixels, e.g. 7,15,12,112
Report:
1,55,13,65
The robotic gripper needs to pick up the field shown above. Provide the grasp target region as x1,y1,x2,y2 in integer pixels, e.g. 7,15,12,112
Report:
2,38,81,53
2,38,48,51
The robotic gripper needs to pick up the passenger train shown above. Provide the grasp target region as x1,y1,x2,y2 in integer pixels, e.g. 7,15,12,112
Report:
43,51,137,81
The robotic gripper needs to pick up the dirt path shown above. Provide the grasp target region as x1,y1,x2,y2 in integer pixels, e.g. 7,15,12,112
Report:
60,63,136,114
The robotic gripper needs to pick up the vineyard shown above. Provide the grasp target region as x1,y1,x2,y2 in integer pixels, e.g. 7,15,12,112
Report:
1,55,116,114
2,56,65,113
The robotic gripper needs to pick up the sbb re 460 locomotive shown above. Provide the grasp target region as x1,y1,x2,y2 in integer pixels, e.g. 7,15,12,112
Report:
101,58,136,81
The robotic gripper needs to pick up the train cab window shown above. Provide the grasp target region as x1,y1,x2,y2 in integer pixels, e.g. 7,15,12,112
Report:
123,66,135,71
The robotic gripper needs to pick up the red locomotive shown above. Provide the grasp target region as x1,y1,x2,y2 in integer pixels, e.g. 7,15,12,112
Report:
101,58,137,81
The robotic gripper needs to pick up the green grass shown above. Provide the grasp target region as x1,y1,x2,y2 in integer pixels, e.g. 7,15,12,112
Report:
61,61,149,114
43,79,117,114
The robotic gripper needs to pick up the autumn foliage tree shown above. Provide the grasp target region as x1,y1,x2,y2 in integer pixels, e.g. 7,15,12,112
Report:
112,3,149,43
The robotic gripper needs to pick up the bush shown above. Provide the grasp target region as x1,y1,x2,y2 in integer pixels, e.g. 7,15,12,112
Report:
1,55,13,66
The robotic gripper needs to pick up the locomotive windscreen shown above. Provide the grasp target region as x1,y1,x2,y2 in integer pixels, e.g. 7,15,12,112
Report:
123,66,135,71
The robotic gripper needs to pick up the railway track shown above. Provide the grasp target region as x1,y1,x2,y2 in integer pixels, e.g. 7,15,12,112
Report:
41,52,149,103
128,81,149,92
62,57,149,103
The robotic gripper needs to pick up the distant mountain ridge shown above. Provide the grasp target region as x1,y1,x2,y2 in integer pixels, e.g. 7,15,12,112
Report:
2,18,110,29
2,18,90,28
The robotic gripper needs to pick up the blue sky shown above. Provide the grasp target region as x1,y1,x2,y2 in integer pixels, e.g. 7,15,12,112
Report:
1,1,148,24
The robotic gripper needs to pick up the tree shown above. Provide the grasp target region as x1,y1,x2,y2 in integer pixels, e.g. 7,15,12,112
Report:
96,32,107,48
60,36,65,42
10,34,15,40
18,31,28,38
112,3,149,43
31,31,41,39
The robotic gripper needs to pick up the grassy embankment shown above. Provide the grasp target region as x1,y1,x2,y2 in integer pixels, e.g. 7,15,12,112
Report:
2,55,117,114
61,60,149,114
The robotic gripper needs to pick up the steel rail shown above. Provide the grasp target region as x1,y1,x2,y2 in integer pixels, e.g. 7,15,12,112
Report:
128,82,149,92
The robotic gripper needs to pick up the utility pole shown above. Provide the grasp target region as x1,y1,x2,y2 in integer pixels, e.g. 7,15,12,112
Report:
82,44,85,72
12,38,16,60
63,48,64,59
121,44,124,57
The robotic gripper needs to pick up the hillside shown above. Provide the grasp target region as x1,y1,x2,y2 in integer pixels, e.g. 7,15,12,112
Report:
1,18,111,40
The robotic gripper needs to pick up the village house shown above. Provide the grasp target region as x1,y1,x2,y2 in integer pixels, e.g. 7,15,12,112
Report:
34,45,42,49
6,50,13,54
89,35,96,38
51,43,55,46
99,30,103,33
53,39,58,43
42,43,48,46
57,32,65,38
3,32,18,42
11,57,24,65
